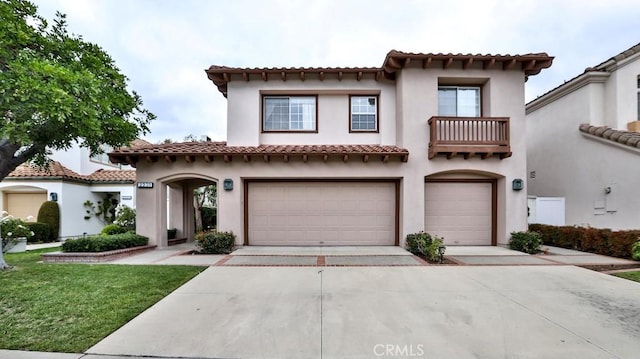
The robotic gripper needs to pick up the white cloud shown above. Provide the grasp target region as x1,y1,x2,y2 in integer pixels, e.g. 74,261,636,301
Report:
29,0,640,140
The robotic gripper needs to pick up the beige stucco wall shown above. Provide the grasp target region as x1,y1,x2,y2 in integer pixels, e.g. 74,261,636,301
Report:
137,65,532,247
527,63,640,230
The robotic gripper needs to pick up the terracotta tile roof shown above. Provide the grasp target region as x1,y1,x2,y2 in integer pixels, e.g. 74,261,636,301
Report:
88,169,136,183
128,139,153,149
6,161,135,183
206,49,553,96
109,141,410,166
579,124,640,149
7,161,86,181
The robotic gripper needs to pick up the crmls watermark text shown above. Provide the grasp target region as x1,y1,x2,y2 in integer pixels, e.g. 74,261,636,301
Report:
373,344,425,357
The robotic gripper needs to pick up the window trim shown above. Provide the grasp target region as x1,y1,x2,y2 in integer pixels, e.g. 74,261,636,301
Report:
261,95,319,133
349,95,379,133
437,85,483,117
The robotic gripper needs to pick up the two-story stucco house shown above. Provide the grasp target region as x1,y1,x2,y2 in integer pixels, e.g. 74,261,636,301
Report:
527,43,640,230
110,50,553,248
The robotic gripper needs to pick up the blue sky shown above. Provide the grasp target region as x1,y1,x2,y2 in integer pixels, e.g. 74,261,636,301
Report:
31,0,640,143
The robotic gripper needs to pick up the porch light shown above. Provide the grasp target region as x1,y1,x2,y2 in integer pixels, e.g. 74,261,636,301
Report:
223,178,233,191
49,192,58,202
512,179,524,191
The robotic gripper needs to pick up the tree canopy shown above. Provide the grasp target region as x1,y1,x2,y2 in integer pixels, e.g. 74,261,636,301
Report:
0,0,155,180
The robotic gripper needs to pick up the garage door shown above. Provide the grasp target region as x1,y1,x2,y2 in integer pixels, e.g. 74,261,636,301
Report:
5,192,47,220
424,181,493,245
248,181,396,246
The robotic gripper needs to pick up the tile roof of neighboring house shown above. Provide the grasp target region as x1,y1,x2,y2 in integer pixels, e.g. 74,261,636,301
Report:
88,169,136,183
109,141,410,166
579,124,640,149
7,161,85,181
6,161,135,184
128,139,153,149
206,50,554,96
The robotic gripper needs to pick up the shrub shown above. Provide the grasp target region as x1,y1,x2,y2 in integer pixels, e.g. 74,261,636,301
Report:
167,228,177,240
632,241,640,261
194,230,235,254
509,231,542,254
114,205,136,231
529,224,639,259
37,201,60,242
62,233,148,253
25,222,52,243
405,231,445,262
101,223,128,235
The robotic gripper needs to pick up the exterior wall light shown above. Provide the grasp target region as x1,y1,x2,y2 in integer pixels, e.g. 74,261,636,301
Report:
604,186,612,194
223,178,233,191
512,179,524,191
49,192,58,201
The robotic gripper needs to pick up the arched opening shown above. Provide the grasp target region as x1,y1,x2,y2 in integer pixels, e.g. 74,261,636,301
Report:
154,174,218,248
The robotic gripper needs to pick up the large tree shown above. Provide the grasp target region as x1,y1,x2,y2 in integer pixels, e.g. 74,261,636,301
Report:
0,0,154,180
0,0,155,269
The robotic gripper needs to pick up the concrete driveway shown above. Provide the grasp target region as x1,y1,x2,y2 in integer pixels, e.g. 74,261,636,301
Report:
87,265,640,359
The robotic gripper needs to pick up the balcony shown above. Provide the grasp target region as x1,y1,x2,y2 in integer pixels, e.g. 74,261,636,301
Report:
428,116,512,159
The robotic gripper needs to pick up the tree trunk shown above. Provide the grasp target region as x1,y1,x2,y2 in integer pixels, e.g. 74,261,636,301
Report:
0,238,12,270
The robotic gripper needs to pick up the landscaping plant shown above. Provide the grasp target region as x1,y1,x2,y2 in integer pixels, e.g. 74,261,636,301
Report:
37,201,60,241
632,240,640,261
62,233,148,253
405,231,446,262
101,223,129,235
114,205,136,231
195,230,235,254
509,231,542,254
25,222,51,243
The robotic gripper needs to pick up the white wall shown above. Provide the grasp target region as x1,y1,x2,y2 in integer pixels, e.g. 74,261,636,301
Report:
527,65,640,230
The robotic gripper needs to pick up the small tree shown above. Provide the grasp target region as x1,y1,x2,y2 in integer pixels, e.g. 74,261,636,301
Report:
114,205,136,231
37,200,60,241
194,184,217,233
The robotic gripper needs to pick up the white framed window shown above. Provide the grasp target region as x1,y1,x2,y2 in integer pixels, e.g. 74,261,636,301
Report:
90,144,114,165
438,86,481,117
350,95,378,132
263,96,317,132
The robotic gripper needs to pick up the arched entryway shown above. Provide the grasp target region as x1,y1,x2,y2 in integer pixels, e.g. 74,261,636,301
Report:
153,174,218,248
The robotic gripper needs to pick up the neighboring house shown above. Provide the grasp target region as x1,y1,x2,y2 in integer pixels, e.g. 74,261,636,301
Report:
526,43,640,230
0,140,149,239
110,50,553,248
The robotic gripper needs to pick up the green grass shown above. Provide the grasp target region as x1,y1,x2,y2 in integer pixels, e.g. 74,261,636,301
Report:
613,271,640,283
0,247,205,353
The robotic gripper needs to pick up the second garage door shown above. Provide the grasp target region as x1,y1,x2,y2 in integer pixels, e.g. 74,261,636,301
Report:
248,181,396,246
424,181,494,245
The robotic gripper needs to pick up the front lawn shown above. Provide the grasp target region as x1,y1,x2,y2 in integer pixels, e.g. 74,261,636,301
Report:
613,271,640,283
0,247,205,353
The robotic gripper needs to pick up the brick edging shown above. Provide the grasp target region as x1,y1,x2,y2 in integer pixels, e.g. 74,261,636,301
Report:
41,245,157,263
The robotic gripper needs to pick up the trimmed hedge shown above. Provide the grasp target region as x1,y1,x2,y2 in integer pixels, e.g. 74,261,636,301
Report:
25,222,52,243
37,201,60,241
509,231,542,254
101,223,128,235
62,233,148,253
529,223,640,259
195,230,235,254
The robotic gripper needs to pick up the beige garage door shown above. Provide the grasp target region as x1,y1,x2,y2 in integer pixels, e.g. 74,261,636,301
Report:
424,182,493,245
248,182,396,246
5,192,47,220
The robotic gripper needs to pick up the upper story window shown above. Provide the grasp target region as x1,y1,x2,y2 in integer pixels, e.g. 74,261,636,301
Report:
90,144,114,165
438,86,481,117
263,96,317,132
350,95,378,132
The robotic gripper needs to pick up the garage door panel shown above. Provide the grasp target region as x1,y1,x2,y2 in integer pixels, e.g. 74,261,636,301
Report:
249,182,395,246
425,182,493,246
